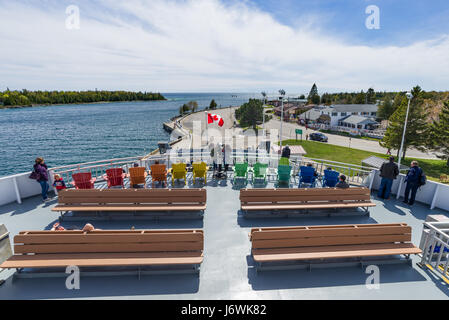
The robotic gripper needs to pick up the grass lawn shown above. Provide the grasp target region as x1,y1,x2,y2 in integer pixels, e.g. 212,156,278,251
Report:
282,139,449,183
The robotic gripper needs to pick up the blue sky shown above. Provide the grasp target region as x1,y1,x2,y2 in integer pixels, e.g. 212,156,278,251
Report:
246,0,449,46
0,0,448,94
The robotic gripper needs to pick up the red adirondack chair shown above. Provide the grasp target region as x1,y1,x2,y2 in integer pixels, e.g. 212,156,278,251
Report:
103,168,125,188
71,173,96,189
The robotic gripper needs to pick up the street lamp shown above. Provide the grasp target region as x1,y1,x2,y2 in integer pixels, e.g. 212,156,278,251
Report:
261,91,267,137
398,92,413,169
279,89,286,157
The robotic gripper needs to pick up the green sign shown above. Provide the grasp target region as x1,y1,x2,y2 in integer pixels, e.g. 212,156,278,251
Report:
295,129,303,135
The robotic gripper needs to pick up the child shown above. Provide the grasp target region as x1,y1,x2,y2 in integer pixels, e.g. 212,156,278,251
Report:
336,175,350,189
53,174,67,195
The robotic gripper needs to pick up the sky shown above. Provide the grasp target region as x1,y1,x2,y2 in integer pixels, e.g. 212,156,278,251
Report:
0,0,449,94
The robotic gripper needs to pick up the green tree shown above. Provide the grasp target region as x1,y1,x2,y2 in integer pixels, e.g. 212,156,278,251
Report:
308,83,320,104
353,90,366,104
235,99,263,130
380,86,429,158
186,101,198,113
209,99,217,110
377,95,395,120
428,100,449,165
366,88,375,104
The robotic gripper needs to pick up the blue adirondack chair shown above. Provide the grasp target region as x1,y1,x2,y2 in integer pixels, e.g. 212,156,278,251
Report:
322,170,340,188
298,166,317,188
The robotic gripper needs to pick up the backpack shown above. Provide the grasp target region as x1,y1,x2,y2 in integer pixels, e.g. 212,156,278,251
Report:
419,169,427,187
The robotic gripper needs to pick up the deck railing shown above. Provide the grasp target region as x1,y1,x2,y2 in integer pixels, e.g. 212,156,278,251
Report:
419,221,449,282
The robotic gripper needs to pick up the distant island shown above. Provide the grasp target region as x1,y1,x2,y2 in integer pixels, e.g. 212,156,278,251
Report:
0,90,166,108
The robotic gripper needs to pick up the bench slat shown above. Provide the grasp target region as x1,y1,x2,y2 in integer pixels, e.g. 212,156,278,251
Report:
242,203,375,211
15,232,203,244
1,252,203,269
14,242,203,254
253,243,422,262
52,204,206,212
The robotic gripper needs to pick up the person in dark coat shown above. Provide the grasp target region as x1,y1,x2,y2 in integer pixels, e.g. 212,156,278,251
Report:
403,161,423,206
336,175,350,189
281,145,291,159
377,156,399,200
33,157,50,201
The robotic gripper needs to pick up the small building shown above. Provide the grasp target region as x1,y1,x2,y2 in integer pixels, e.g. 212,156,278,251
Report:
338,115,379,130
319,104,379,126
362,156,409,171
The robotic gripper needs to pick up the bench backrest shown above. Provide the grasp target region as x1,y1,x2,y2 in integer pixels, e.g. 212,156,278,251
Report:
250,223,412,251
57,189,207,205
129,167,146,185
14,229,203,256
240,187,372,204
72,172,94,189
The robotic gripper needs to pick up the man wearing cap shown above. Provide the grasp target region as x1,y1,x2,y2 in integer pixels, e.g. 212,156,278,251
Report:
377,156,400,200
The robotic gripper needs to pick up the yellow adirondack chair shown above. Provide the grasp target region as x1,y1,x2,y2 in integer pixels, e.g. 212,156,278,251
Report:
172,163,187,184
192,162,208,183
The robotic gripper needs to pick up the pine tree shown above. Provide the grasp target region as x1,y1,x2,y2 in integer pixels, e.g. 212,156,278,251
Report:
378,95,395,120
308,83,320,104
209,99,217,110
380,86,429,158
428,100,449,165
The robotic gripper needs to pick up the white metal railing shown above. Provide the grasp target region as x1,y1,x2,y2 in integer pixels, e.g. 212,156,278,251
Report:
419,221,449,281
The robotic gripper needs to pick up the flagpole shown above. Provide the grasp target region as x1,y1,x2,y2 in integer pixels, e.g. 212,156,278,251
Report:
205,111,208,148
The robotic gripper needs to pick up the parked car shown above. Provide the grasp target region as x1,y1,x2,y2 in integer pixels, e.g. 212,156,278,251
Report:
309,132,328,142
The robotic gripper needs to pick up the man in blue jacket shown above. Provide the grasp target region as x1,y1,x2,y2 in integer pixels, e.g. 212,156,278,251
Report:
403,161,423,206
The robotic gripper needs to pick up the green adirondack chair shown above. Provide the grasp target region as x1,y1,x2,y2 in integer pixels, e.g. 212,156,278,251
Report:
233,163,249,183
252,163,268,184
279,157,290,166
277,165,292,185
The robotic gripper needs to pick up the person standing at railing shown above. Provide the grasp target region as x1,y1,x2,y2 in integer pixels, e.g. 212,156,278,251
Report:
403,161,425,206
32,157,50,202
377,156,399,200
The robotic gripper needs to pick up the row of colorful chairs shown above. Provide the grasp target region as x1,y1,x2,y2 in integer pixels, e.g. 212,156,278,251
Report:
69,161,342,189
70,163,210,189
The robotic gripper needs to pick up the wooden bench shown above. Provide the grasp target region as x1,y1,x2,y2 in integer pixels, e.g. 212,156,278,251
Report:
52,188,207,220
249,223,422,271
1,229,204,277
240,187,376,217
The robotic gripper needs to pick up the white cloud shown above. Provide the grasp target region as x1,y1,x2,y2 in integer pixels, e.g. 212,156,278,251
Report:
0,0,448,93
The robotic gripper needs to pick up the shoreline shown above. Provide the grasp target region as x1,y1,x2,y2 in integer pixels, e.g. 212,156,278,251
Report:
0,99,167,110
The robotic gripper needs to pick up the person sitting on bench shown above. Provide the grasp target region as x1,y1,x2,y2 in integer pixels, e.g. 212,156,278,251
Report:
336,175,350,189
51,222,100,232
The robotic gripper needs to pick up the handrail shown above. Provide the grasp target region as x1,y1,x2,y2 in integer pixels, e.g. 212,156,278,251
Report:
419,221,449,281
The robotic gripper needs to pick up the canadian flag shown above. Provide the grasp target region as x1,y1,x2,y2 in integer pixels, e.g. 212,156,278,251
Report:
207,113,224,127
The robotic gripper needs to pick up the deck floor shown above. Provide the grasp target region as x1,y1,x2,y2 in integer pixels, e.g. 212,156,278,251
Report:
1,171,449,300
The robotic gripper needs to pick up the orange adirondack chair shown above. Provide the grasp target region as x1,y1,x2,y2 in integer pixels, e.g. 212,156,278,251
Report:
71,173,96,189
150,164,168,187
128,167,148,188
103,168,125,188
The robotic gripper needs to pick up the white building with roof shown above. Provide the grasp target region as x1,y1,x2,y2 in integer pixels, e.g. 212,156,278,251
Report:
319,104,378,126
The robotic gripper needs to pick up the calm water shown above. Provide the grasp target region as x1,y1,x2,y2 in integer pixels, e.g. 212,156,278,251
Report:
0,93,257,177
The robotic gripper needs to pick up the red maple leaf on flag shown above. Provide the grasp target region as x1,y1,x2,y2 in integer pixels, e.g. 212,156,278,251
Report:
207,113,224,127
